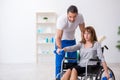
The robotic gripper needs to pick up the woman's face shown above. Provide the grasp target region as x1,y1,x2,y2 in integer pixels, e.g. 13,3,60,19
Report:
84,30,91,41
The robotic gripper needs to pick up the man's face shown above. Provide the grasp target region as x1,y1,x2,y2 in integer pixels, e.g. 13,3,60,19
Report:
67,12,77,23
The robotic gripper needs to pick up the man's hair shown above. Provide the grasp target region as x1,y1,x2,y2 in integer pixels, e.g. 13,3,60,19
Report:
67,5,78,14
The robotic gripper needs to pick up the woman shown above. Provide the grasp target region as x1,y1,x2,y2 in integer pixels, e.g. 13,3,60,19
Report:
57,26,110,80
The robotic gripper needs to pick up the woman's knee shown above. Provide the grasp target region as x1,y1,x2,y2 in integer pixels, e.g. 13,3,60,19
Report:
65,68,72,73
72,68,77,72
67,69,72,72
61,69,72,80
70,68,78,80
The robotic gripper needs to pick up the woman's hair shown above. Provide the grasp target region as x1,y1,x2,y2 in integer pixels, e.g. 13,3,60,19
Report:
81,26,98,44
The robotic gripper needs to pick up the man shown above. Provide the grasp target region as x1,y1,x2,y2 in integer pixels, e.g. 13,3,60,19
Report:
54,5,85,79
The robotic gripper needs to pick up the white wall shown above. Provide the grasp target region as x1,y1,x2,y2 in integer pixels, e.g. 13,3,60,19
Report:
0,0,120,63
0,0,36,63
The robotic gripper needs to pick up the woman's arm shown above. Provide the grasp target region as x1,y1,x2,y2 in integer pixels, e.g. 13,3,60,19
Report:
96,42,110,79
63,43,81,52
57,43,81,54
102,62,110,79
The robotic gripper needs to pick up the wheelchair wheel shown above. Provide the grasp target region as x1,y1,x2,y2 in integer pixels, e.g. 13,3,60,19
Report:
95,67,115,80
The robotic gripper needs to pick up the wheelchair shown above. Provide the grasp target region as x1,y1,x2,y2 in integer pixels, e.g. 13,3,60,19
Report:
56,45,115,80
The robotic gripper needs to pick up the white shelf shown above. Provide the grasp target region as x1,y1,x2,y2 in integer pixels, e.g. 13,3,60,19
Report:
36,12,56,16
36,12,57,24
36,22,56,25
36,12,57,63
37,43,54,46
37,33,55,36
37,53,54,55
37,26,56,34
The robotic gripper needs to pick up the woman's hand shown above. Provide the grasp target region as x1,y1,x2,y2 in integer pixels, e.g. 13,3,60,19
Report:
102,62,110,79
105,71,110,80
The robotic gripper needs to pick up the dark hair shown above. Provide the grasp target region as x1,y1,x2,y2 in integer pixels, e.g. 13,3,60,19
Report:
67,5,78,14
81,26,98,44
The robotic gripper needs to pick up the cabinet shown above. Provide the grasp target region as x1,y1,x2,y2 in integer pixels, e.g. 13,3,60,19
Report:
36,12,57,63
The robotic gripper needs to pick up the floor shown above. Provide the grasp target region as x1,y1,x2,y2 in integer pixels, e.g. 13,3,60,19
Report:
0,63,55,80
0,54,120,80
0,54,55,80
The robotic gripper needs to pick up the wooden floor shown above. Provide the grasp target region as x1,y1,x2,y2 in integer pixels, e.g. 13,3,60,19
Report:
0,63,119,80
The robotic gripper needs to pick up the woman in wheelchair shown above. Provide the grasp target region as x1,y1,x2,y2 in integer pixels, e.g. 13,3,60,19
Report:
57,26,110,80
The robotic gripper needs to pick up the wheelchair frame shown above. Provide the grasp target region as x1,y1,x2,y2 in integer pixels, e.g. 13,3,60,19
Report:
56,45,115,80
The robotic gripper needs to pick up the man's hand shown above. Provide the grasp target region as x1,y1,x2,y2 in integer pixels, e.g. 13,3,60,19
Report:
56,48,65,55
56,48,61,54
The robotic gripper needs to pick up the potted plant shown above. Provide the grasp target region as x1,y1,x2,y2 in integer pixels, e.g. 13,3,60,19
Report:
43,16,48,22
116,26,120,50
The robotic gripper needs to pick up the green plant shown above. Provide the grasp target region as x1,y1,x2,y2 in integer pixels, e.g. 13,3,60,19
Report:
116,26,120,50
43,17,48,20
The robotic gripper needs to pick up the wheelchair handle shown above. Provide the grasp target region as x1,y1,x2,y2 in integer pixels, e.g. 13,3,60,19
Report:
104,45,108,49
101,45,109,53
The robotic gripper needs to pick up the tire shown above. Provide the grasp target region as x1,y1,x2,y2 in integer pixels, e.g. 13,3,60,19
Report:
95,67,115,80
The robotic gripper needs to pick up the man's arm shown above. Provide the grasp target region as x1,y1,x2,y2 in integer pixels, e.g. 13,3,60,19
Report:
79,22,85,33
55,29,63,49
79,23,85,37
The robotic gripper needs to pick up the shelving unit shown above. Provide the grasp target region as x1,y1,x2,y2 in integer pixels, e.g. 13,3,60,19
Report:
36,12,57,63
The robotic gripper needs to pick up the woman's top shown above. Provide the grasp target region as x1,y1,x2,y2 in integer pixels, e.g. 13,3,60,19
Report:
65,41,105,67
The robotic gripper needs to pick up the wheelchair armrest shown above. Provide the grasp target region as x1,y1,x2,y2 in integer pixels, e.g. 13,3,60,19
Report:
62,57,77,64
61,57,77,70
85,58,101,77
64,57,77,60
89,58,101,62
